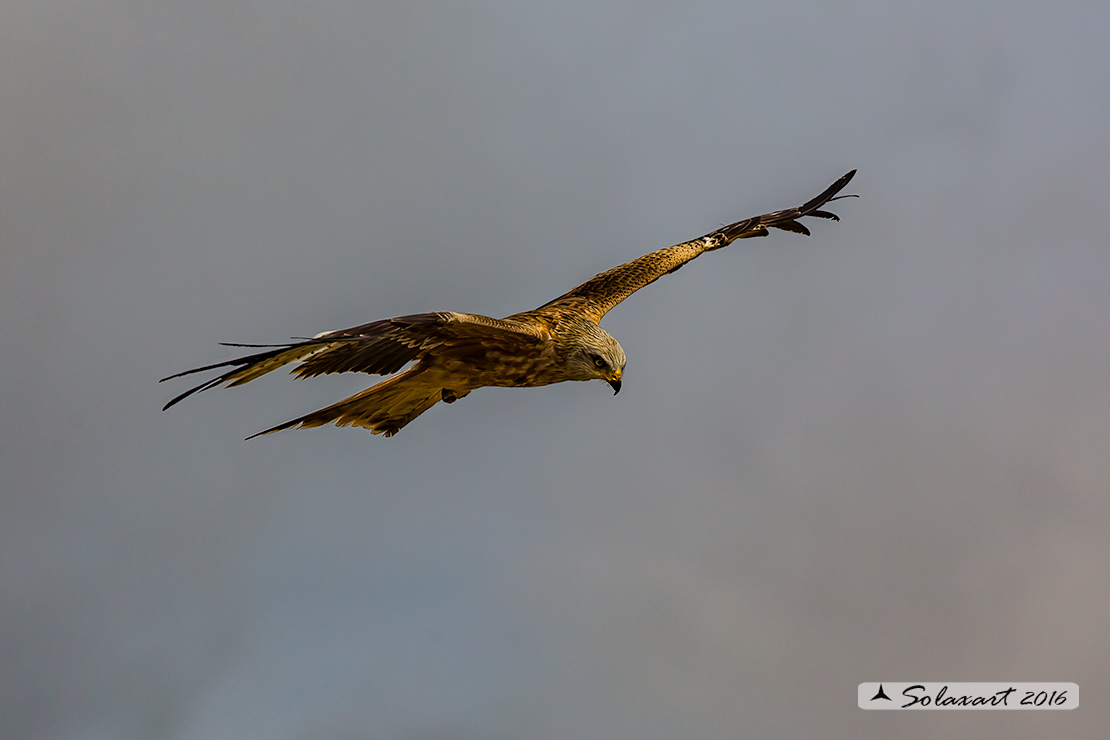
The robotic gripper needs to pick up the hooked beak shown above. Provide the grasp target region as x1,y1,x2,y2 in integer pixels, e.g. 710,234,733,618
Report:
606,371,622,395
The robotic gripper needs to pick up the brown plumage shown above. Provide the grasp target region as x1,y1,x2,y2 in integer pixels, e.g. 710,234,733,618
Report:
161,170,856,437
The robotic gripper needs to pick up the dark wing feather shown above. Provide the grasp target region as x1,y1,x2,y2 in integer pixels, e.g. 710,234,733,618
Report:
160,343,337,410
293,312,546,378
536,170,856,322
160,311,545,410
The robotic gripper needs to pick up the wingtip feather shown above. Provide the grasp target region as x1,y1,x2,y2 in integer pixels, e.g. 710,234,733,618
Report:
162,377,222,410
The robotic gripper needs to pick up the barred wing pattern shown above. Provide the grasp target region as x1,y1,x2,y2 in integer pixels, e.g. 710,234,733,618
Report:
535,170,856,322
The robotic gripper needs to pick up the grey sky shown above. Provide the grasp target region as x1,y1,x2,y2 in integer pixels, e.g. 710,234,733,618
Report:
3,1,1109,738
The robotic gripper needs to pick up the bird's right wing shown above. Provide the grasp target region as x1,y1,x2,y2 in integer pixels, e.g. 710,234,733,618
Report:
160,311,545,410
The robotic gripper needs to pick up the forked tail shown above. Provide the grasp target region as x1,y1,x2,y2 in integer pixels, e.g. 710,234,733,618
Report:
246,365,453,439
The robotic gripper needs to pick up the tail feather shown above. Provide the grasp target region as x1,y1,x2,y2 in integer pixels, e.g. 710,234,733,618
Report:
247,366,461,439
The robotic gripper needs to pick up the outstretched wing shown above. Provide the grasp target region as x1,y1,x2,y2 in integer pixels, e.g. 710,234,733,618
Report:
535,170,856,323
160,311,545,410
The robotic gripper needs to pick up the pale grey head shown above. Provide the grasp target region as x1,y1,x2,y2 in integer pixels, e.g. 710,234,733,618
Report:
562,319,626,393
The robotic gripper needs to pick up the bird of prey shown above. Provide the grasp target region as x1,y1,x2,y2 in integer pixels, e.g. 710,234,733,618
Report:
162,170,856,437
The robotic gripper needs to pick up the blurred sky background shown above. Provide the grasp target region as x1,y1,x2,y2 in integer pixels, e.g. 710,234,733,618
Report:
3,1,1109,738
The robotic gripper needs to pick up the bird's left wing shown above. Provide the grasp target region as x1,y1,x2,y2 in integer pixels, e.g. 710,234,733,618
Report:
160,311,545,410
536,170,856,323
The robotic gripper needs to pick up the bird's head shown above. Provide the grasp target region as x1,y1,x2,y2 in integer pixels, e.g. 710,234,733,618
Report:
567,321,626,394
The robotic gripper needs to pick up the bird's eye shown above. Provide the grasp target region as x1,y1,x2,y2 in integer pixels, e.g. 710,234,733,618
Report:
592,356,606,368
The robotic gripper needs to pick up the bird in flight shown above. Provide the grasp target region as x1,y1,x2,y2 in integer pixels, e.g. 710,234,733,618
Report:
162,170,856,437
